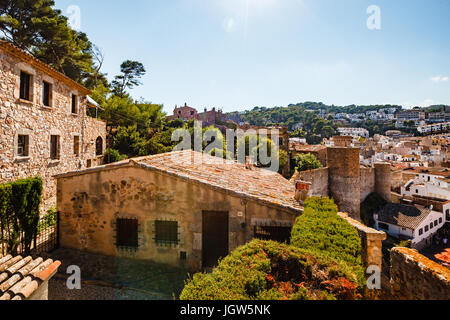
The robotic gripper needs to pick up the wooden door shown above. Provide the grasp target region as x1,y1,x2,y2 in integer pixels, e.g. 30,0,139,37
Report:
202,211,229,269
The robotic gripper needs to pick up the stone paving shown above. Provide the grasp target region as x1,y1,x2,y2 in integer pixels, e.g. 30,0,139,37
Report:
43,248,190,300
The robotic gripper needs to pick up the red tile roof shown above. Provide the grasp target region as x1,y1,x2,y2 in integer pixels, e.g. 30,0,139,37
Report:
55,150,303,213
0,254,61,300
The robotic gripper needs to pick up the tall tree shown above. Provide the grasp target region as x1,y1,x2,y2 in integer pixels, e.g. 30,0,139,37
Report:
0,0,98,85
111,60,146,97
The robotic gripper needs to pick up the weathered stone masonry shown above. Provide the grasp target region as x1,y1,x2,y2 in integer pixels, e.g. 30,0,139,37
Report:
0,41,106,208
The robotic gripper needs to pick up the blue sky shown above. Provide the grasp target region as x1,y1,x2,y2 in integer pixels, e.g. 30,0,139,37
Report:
54,0,450,113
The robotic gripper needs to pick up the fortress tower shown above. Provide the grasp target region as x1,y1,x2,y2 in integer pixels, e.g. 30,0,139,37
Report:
374,163,392,202
327,147,361,220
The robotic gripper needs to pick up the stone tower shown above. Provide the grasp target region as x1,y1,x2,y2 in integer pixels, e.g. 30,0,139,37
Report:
327,147,361,220
374,163,392,202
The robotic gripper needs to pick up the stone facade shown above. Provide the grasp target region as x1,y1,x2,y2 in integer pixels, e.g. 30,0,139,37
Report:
390,248,450,300
0,41,107,209
55,153,301,272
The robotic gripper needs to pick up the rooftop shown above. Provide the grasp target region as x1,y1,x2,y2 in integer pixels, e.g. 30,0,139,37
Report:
0,254,61,300
289,143,326,153
376,203,434,230
55,150,303,213
403,167,450,177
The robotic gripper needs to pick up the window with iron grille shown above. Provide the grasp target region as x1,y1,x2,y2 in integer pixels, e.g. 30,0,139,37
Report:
116,218,139,248
20,71,31,101
17,135,29,157
154,220,178,245
254,225,292,244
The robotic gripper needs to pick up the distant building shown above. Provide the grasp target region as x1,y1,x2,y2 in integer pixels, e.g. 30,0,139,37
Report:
418,122,450,134
337,127,369,138
166,103,228,126
401,167,450,200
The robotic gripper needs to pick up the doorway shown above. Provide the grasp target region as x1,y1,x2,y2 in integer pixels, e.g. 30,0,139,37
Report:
202,211,229,269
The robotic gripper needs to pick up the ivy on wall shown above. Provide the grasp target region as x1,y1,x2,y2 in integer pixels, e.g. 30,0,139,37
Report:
0,177,43,255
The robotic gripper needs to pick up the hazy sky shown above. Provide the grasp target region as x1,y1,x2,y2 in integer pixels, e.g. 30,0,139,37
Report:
54,0,450,113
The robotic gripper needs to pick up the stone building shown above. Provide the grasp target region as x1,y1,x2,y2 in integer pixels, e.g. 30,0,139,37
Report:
0,40,107,208
54,150,302,271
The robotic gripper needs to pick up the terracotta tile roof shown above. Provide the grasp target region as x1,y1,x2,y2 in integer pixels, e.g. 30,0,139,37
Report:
55,150,303,213
0,254,61,300
403,166,450,177
376,203,433,230
289,143,326,153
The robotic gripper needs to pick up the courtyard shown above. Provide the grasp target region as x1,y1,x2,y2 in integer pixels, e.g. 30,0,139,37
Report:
43,248,190,300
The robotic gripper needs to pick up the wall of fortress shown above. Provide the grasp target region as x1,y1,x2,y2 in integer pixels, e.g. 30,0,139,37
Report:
293,147,392,221
390,248,450,300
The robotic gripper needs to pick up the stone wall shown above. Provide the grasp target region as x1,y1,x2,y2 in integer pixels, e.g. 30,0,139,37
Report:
292,167,329,198
0,45,106,210
390,248,450,300
338,212,386,271
360,167,375,202
56,164,300,272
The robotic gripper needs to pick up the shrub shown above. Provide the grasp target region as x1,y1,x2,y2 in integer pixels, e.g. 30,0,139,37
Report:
180,240,364,300
290,197,363,268
103,148,128,164
294,153,322,172
0,177,43,254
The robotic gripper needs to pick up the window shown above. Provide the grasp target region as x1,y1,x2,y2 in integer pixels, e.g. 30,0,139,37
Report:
73,136,80,157
254,226,292,244
378,223,389,231
434,220,438,227
50,135,60,160
425,225,429,232
42,81,51,107
86,159,92,168
17,135,29,157
430,223,434,230
116,218,138,248
95,137,103,156
416,189,419,194
71,94,78,114
20,71,31,101
154,220,178,245
439,218,443,224
419,229,423,236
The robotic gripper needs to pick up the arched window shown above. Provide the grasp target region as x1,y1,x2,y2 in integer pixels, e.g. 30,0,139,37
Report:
96,136,103,156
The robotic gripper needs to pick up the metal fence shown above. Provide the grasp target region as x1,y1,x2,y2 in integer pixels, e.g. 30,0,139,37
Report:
0,211,59,257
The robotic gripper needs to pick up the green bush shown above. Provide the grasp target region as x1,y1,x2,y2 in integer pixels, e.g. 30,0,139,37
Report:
180,240,364,300
294,153,323,172
290,197,363,268
0,177,43,254
103,148,128,164
38,207,57,234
